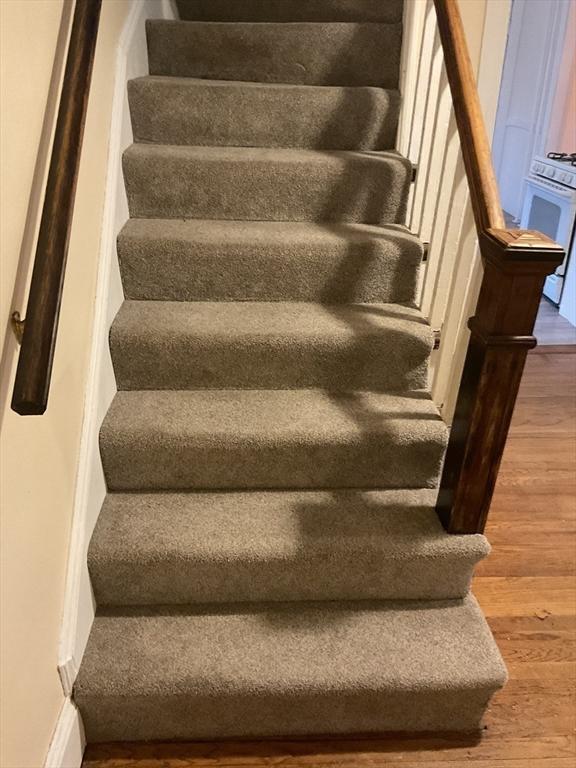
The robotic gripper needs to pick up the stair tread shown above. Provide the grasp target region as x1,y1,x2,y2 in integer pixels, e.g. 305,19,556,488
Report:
131,74,400,93
112,300,428,337
100,389,447,491
128,76,400,149
122,145,411,224
124,142,408,164
76,596,506,695
118,219,423,304
89,489,489,605
176,0,404,23
102,389,446,442
119,217,417,243
75,596,507,739
146,19,402,88
91,489,487,562
110,301,431,391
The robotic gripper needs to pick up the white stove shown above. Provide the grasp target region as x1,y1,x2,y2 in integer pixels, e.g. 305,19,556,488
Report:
521,153,576,304
530,153,576,190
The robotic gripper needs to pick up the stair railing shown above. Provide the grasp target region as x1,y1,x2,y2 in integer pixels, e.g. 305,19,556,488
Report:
9,0,563,538
430,0,564,533
10,0,102,415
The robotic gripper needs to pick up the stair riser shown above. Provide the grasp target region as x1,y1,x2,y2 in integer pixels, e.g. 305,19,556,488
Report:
89,489,490,607
75,596,507,742
129,79,400,150
147,21,401,88
123,148,411,225
89,554,480,606
118,226,422,304
110,333,430,391
78,687,497,742
100,436,446,491
176,0,404,23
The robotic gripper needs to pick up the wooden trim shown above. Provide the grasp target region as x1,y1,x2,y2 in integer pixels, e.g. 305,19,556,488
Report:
437,232,564,534
57,0,180,698
11,0,102,415
432,0,565,533
44,698,85,768
487,228,564,252
433,0,504,232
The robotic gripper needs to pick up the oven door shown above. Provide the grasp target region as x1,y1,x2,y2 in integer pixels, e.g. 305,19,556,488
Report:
520,177,576,302
520,178,575,254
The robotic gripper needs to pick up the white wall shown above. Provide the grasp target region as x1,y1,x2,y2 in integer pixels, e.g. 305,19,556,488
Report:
0,2,133,765
58,0,177,700
548,1,576,154
400,0,512,420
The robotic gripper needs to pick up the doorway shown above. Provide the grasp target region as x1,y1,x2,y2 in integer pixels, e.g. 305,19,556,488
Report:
492,0,576,344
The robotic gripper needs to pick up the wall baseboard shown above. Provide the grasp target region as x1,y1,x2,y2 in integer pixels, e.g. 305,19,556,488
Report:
58,656,78,699
44,700,85,768
57,0,177,698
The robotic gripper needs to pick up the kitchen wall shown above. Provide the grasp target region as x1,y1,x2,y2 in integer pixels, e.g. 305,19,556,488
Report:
547,1,576,153
492,0,573,220
0,1,131,766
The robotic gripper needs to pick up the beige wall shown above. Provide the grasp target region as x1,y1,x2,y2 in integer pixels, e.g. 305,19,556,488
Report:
0,2,131,766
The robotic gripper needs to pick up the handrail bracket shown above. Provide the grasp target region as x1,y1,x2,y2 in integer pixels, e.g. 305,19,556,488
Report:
10,312,25,345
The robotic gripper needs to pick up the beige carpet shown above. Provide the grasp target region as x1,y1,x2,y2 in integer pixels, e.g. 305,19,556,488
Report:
75,0,506,741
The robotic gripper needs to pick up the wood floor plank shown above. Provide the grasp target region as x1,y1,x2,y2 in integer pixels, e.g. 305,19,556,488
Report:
477,535,576,576
83,734,576,766
517,351,576,397
508,397,576,435
534,299,576,345
82,349,576,766
532,345,576,356
474,577,575,617
486,495,576,524
485,680,575,735
504,661,576,679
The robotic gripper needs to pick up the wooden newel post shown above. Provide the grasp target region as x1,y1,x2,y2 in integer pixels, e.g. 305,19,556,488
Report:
436,229,565,534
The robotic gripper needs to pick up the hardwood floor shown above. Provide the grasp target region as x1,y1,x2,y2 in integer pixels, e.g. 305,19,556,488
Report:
82,347,576,768
534,298,576,346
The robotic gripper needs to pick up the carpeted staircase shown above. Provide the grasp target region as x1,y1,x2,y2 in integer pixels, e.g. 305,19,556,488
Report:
75,0,507,741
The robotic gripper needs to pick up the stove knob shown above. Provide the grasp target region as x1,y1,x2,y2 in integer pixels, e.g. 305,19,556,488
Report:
546,167,556,178
566,173,574,185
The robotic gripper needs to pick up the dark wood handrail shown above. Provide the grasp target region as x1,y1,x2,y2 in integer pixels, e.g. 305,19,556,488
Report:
11,0,102,415
433,0,504,233
433,0,565,533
